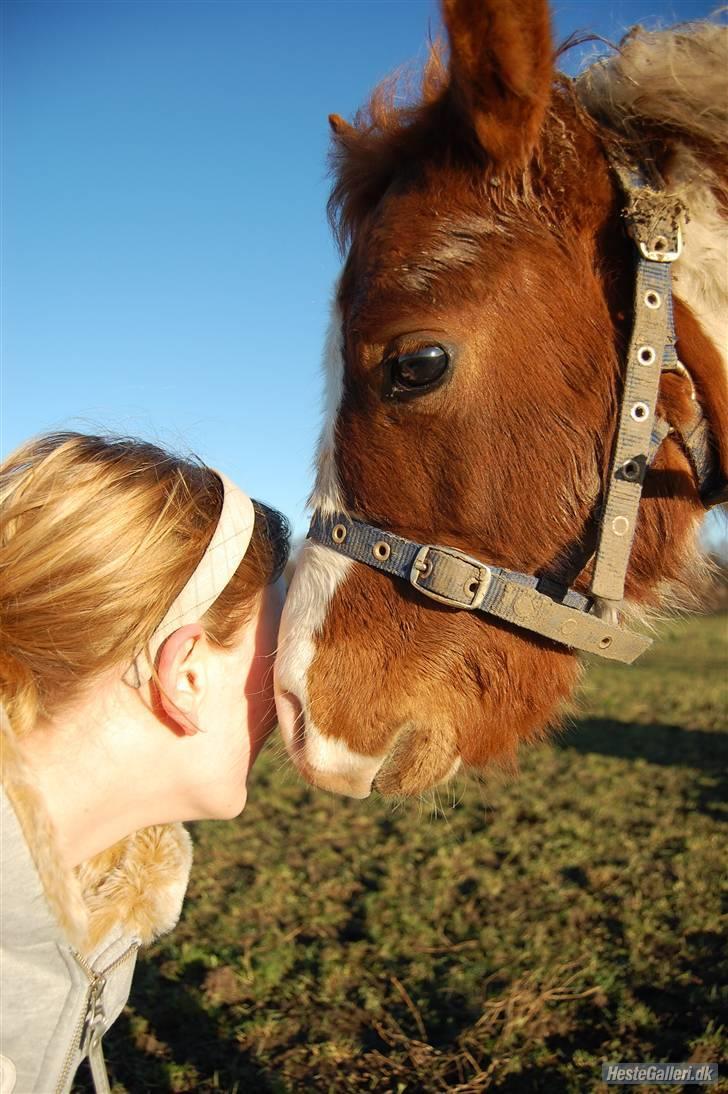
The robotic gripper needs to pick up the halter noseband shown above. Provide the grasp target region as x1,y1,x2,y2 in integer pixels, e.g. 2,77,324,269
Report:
307,167,726,665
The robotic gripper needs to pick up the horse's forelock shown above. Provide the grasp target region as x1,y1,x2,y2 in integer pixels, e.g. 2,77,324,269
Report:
327,43,450,253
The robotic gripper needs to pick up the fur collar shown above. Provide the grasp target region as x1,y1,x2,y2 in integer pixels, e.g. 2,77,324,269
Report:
0,707,192,955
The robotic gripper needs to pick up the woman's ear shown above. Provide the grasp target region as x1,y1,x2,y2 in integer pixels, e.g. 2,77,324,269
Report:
156,623,208,736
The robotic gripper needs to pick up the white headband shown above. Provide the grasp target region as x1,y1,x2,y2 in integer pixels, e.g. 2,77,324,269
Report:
124,470,255,688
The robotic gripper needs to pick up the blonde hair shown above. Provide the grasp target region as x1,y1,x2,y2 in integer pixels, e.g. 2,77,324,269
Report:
0,432,288,738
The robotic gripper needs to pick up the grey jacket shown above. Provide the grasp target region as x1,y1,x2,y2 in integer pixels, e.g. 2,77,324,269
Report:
0,715,192,1094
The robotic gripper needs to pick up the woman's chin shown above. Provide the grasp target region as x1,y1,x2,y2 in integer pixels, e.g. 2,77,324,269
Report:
198,782,248,822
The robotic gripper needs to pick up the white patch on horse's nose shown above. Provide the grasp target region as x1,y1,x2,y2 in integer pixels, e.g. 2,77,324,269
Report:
300,762,375,800
272,285,381,799
302,722,387,798
273,541,352,735
274,535,374,796
274,685,385,799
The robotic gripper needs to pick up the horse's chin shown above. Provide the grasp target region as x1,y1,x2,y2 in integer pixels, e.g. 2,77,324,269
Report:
374,748,462,799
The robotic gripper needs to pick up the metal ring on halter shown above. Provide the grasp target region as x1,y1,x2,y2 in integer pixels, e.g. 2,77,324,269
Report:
621,459,641,481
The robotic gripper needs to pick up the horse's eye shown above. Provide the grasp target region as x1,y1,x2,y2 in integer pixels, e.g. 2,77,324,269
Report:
387,345,450,396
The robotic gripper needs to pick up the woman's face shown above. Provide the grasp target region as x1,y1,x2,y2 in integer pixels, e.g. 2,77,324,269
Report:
186,578,285,819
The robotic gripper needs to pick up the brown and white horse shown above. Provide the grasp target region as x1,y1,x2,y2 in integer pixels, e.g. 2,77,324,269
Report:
274,0,728,798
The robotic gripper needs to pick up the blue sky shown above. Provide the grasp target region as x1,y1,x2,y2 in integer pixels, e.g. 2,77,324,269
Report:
1,0,722,540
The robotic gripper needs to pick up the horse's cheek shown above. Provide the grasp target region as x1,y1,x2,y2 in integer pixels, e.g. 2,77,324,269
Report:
452,629,582,771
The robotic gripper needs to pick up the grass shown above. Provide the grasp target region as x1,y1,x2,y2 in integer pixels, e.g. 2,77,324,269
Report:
75,614,727,1093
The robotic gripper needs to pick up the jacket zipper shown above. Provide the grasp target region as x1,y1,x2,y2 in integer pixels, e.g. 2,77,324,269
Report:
54,942,139,1094
81,975,109,1094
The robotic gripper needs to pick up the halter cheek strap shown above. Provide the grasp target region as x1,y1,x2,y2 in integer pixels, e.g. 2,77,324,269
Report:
123,471,255,688
591,168,683,601
592,165,727,600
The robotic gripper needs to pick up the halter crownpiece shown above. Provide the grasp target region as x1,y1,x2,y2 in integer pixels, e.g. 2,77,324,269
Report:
124,470,255,688
307,163,725,664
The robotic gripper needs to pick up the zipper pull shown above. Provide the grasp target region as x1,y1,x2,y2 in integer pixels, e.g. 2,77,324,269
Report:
80,976,112,1094
87,1032,112,1094
79,975,106,1054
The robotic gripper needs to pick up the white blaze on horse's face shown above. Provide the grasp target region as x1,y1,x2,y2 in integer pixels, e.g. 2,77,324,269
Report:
275,300,388,799
275,541,388,799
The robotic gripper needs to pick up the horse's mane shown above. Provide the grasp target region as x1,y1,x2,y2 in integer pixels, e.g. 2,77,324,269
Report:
575,22,728,162
576,22,728,385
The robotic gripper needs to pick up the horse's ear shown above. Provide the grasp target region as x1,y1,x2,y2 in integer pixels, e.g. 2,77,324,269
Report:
442,0,553,166
329,114,357,139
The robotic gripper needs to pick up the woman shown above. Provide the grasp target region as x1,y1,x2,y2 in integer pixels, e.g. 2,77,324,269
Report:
0,431,289,1093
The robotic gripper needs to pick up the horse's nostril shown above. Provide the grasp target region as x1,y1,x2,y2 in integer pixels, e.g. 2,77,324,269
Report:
275,688,305,753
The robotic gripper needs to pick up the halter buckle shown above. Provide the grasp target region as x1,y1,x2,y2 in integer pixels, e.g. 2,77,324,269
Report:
410,545,492,610
634,223,683,263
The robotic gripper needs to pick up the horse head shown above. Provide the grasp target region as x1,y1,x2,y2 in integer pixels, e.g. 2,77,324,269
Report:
275,0,728,798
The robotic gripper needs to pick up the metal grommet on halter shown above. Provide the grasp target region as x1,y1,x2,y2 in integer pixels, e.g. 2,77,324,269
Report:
621,459,641,481
332,523,347,544
372,540,391,561
631,401,650,422
644,290,661,309
599,635,613,649
637,345,656,366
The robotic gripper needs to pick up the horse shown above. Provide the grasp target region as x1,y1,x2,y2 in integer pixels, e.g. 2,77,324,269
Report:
274,0,728,799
